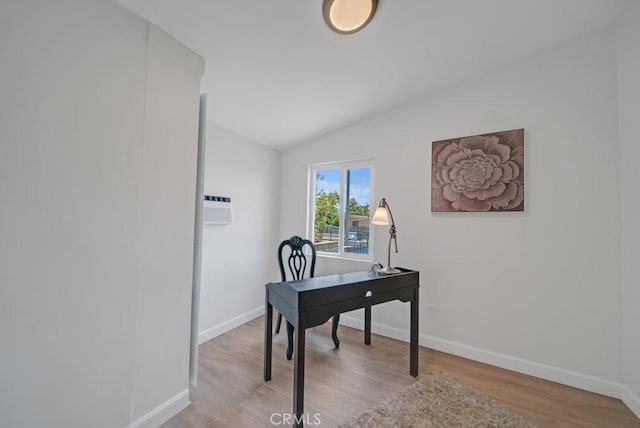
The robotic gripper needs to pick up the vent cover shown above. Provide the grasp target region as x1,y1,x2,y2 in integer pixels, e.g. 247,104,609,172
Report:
203,195,232,224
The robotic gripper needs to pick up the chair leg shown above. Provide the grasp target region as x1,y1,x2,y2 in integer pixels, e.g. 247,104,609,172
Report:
331,314,340,348
286,321,294,360
275,312,282,334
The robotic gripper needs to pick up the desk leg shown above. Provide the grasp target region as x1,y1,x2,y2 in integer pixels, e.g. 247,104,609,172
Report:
410,287,419,377
264,288,272,382
364,305,371,345
293,317,306,428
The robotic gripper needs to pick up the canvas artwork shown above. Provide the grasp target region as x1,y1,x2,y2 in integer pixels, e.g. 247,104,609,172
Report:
431,129,524,212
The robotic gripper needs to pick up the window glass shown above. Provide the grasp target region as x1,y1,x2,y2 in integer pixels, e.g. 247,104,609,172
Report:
344,167,371,255
313,169,340,254
309,161,373,260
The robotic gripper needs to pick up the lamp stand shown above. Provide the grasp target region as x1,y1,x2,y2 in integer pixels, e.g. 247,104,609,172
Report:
372,197,400,275
379,223,400,274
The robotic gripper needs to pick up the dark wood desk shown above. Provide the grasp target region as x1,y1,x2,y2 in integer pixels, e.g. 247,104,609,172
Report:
264,268,419,427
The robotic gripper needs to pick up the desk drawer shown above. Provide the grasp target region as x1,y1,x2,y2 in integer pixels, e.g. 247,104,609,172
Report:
298,269,419,310
303,285,416,328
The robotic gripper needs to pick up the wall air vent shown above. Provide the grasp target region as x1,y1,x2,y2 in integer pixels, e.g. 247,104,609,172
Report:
203,195,232,225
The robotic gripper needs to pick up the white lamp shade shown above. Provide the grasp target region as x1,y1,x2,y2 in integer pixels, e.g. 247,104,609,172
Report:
371,206,389,225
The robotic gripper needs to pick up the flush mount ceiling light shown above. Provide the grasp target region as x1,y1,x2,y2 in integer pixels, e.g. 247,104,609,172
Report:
323,0,378,34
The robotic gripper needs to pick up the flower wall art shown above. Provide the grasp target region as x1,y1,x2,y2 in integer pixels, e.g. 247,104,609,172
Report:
432,129,524,212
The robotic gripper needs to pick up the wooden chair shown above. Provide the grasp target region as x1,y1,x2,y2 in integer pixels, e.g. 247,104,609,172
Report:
275,235,340,360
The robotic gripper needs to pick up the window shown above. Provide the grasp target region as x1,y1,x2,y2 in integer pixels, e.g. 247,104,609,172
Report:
308,160,373,260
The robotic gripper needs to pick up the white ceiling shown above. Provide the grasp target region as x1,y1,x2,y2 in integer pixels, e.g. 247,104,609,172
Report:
114,0,630,149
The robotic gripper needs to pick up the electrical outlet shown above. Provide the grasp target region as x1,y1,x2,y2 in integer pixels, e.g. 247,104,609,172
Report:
426,304,437,319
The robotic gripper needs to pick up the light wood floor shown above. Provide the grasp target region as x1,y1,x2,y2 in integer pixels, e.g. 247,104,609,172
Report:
163,317,640,427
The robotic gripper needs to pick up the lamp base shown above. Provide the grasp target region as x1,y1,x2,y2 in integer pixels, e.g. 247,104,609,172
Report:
377,266,401,275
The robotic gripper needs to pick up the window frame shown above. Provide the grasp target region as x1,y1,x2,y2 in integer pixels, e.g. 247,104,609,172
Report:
306,159,375,262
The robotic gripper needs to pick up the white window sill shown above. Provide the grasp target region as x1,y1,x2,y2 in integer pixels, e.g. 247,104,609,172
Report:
317,252,373,263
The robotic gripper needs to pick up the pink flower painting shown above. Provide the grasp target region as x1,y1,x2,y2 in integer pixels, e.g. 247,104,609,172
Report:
432,129,524,212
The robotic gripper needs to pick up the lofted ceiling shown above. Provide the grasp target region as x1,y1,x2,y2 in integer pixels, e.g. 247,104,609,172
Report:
114,0,630,149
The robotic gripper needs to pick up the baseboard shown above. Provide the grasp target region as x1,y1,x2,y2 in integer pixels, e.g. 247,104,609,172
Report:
422,335,624,399
199,306,263,344
127,389,190,428
621,385,640,419
339,315,625,401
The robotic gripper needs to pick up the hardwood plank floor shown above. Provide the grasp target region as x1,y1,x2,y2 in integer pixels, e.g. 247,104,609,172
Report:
163,317,640,427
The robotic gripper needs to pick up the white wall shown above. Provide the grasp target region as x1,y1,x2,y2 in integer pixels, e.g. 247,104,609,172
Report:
0,1,203,427
131,27,203,425
281,28,623,395
198,125,281,343
617,3,640,416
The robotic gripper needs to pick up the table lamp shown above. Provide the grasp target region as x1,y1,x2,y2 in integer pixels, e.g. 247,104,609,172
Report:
371,198,400,274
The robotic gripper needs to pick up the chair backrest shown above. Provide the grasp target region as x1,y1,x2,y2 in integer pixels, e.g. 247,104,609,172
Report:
278,236,316,282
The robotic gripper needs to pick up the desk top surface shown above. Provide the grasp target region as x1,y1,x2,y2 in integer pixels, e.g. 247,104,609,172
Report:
267,267,418,294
